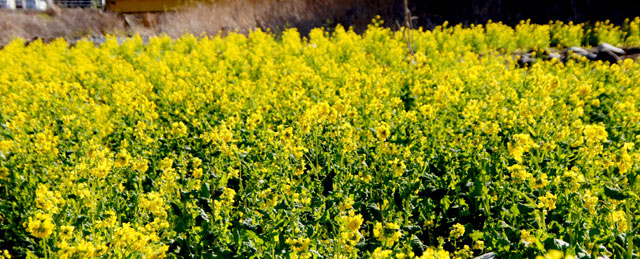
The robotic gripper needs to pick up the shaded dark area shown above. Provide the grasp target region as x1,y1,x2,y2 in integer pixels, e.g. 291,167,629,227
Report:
406,0,640,29
81,0,640,38
274,0,640,34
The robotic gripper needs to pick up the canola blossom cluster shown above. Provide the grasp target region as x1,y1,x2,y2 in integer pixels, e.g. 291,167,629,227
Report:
1,18,640,258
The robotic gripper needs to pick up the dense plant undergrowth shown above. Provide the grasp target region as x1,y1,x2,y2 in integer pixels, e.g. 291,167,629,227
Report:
1,17,640,259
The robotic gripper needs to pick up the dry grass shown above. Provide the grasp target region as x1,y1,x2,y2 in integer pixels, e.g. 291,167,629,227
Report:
155,0,398,37
0,0,399,46
0,8,125,46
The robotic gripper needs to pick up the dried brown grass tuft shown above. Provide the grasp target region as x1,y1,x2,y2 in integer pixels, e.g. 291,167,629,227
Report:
0,8,125,45
155,0,398,37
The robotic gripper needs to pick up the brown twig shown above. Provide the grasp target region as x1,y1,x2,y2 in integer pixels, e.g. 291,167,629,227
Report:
403,0,415,57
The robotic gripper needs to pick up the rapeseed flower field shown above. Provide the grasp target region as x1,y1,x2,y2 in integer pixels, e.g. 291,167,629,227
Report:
1,17,640,258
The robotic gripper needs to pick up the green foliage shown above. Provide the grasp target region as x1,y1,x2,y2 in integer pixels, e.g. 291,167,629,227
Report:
0,19,640,259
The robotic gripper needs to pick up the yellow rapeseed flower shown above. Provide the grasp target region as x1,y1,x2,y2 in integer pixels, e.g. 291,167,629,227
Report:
450,223,465,239
473,240,485,251
372,247,393,259
171,121,188,136
536,249,574,259
344,213,363,232
0,249,11,259
583,191,598,215
26,212,54,239
0,167,9,180
222,187,236,205
59,225,74,240
521,229,535,245
192,168,203,179
338,198,354,211
538,192,557,210
417,247,451,259
375,122,391,141
611,210,627,232
583,124,607,146
286,237,311,253
373,222,401,247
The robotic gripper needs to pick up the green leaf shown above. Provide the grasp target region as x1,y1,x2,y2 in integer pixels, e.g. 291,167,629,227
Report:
200,182,211,198
401,225,422,234
544,237,569,251
517,203,535,215
366,203,383,222
198,208,209,223
509,204,520,216
309,250,324,259
604,186,627,200
469,230,484,241
244,229,264,246
410,235,425,253
632,175,640,194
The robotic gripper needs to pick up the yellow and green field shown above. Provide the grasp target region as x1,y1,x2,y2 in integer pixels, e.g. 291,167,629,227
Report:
1,18,640,258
